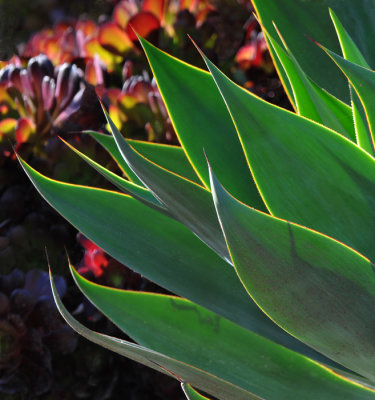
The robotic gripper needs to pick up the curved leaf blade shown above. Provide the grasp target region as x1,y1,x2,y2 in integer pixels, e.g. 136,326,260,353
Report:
265,27,355,141
138,36,267,212
209,167,375,383
199,49,375,262
86,130,143,186
72,267,375,399
18,157,333,365
319,46,375,157
50,273,261,400
60,137,166,211
88,130,201,185
182,383,211,400
103,104,230,262
328,9,374,156
328,9,369,67
252,0,375,102
128,139,202,185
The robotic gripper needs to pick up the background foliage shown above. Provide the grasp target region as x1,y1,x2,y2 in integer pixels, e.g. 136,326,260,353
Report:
0,0,283,398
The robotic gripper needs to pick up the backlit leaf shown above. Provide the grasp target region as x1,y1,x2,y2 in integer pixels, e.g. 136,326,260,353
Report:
102,104,230,262
182,383,211,400
19,156,341,368
319,29,375,157
328,9,373,155
50,273,260,400
139,37,267,211
265,27,355,141
209,167,375,383
252,0,375,102
88,131,201,185
199,48,375,262
72,267,375,399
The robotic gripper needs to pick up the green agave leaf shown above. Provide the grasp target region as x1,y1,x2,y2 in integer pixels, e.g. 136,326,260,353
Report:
350,90,372,155
262,28,295,109
18,157,334,366
50,273,260,400
318,40,375,157
102,103,230,262
265,26,355,141
128,139,202,185
198,48,375,262
328,9,374,156
71,267,375,400
60,137,166,212
88,131,201,185
138,36,266,212
252,0,375,102
209,166,375,383
85,130,143,186
328,9,369,67
182,383,211,400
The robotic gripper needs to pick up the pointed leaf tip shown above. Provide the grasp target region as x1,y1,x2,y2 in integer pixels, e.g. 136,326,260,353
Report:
182,382,211,400
188,36,206,59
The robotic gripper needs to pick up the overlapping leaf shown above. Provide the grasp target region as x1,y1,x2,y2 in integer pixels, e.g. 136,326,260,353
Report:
138,36,266,212
18,156,336,365
318,46,375,158
50,274,260,400
252,0,375,102
86,130,143,185
198,48,375,262
328,9,374,155
182,383,211,400
88,131,201,185
102,105,230,262
60,137,166,212
264,27,355,141
70,266,375,399
209,167,375,382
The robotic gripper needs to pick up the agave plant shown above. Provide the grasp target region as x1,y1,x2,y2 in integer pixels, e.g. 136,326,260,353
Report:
17,0,375,399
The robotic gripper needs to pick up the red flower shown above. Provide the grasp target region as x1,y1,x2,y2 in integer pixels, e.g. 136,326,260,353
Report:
77,234,109,277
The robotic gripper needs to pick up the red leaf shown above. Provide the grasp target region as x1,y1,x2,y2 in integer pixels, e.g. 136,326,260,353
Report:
235,40,264,69
15,117,35,144
126,12,160,42
142,0,165,23
113,1,138,29
98,22,133,55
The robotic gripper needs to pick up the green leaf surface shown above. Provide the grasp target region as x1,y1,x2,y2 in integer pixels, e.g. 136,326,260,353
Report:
138,36,266,212
265,27,355,141
328,9,373,155
199,50,375,262
129,139,202,185
351,89,372,154
86,130,143,186
18,156,333,365
72,267,375,400
209,167,375,383
182,383,211,400
329,9,369,67
102,104,230,262
252,0,375,102
262,30,295,109
319,46,375,157
60,137,166,212
50,273,260,400
88,131,201,185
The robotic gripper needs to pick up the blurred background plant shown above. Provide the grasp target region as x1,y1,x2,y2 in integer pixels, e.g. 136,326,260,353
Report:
0,0,288,398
